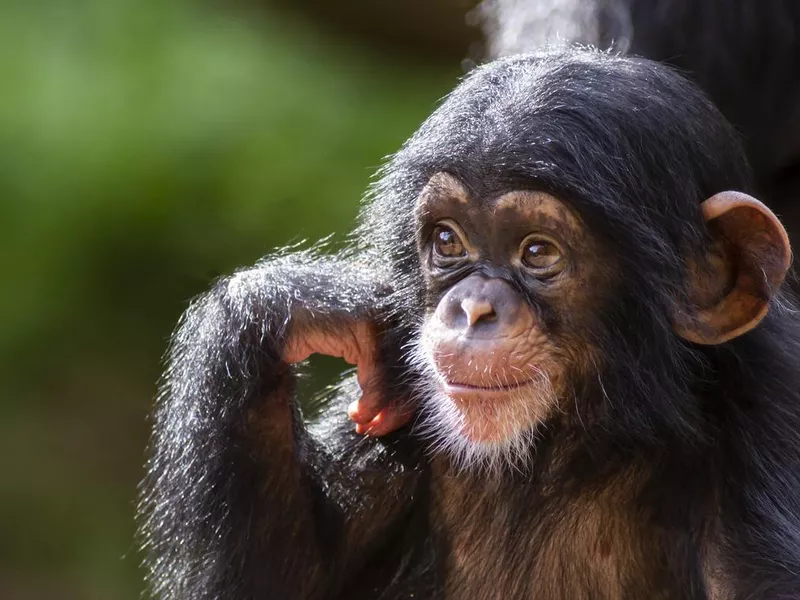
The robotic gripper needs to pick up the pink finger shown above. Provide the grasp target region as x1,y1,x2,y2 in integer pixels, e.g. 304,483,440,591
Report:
347,398,380,425
354,362,384,415
355,404,415,437
283,341,313,364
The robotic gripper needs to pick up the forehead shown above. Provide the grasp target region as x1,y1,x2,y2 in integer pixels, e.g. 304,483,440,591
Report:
415,172,582,233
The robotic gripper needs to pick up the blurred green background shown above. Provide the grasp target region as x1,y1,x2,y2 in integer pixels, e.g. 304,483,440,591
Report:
0,0,479,597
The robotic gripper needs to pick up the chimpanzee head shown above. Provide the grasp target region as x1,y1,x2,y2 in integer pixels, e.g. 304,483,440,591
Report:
361,48,791,471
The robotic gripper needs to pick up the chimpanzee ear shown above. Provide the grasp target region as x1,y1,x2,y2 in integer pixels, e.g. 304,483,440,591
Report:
673,191,792,345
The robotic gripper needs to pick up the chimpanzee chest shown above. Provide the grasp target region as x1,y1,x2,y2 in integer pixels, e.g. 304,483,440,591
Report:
427,474,704,599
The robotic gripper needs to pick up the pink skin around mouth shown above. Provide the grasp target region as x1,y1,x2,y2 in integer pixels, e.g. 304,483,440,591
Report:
434,374,541,442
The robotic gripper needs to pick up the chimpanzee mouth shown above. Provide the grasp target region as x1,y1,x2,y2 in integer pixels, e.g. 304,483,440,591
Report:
442,378,536,396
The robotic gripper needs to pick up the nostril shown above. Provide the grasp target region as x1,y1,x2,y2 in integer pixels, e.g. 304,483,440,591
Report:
460,298,496,327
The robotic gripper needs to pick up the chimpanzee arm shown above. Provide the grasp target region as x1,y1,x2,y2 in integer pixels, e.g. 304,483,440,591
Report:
140,251,422,600
712,435,800,598
709,325,800,598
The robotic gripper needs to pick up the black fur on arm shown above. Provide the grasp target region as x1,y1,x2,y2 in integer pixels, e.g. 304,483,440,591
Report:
139,249,422,600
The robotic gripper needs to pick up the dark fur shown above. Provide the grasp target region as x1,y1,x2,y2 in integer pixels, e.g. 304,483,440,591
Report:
140,49,800,599
481,0,800,243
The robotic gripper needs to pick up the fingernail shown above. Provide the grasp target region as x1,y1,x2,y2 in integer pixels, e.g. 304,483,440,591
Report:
347,400,360,419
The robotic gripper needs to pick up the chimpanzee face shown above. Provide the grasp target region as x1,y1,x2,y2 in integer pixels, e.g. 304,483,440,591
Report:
412,172,614,469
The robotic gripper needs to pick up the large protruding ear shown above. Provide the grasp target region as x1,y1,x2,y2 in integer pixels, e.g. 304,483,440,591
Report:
673,191,792,345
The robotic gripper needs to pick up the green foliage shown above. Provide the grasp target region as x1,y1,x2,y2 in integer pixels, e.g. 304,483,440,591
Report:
0,0,455,596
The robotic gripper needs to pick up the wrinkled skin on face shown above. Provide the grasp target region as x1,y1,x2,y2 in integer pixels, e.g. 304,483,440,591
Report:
410,172,613,468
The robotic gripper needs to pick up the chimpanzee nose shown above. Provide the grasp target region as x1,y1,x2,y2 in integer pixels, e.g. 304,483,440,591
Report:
435,275,523,337
460,298,496,326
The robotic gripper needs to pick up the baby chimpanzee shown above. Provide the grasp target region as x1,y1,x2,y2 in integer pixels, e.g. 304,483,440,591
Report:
141,48,800,599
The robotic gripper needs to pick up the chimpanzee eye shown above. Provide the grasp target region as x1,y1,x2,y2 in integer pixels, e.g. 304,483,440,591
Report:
432,225,466,258
521,238,563,271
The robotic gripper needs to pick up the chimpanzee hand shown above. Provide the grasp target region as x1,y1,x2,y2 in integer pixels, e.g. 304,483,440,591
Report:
283,321,415,436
